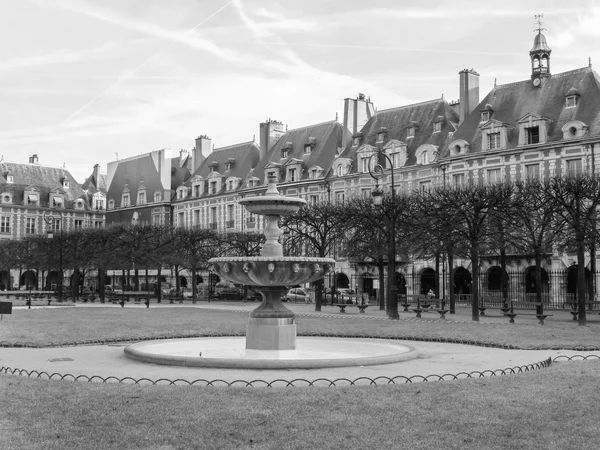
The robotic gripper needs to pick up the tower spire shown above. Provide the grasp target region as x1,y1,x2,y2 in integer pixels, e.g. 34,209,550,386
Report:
530,14,551,85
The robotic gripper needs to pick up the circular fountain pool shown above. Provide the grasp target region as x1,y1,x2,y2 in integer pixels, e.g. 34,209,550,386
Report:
124,337,418,370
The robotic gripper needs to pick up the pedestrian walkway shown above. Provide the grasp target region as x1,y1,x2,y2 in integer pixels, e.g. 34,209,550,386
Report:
2,300,598,385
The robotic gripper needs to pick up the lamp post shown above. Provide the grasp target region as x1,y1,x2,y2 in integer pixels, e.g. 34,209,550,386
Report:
43,209,63,302
440,240,446,310
369,150,400,320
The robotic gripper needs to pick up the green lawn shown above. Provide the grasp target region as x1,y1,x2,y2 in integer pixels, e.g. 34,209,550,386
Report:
1,307,599,449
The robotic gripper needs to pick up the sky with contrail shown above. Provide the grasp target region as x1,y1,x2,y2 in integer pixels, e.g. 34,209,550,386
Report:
0,0,597,182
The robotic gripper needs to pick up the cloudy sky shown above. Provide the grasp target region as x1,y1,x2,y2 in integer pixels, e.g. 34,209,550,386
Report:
1,0,598,182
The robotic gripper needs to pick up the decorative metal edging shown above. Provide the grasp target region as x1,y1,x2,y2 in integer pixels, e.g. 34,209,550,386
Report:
0,357,553,387
552,354,600,362
1,333,600,352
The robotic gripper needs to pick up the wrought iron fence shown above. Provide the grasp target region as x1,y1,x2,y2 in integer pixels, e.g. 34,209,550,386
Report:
347,268,600,310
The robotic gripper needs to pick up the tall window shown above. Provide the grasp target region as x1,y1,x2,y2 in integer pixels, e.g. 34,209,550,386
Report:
137,191,146,205
288,169,296,181
420,152,429,165
178,212,185,227
193,185,201,197
566,159,582,176
227,204,234,228
74,219,83,229
526,127,540,145
488,133,501,150
335,191,345,203
419,181,431,192
154,192,161,202
309,195,318,205
122,194,130,207
453,173,465,187
525,164,540,180
25,217,35,234
210,181,218,195
361,158,370,173
304,144,312,154
210,207,217,228
193,210,200,226
487,168,501,184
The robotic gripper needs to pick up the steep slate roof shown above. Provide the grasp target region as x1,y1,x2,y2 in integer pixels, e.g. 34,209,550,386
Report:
81,171,107,194
171,153,191,191
106,153,174,206
0,162,87,207
452,67,600,154
340,98,459,167
184,141,260,195
250,120,346,183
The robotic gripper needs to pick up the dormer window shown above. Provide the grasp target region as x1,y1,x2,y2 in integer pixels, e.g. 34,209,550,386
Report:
2,193,12,204
209,180,219,195
282,148,290,158
352,133,363,146
177,187,187,200
565,88,580,108
153,192,161,202
62,179,70,189
561,120,588,140
53,196,64,208
433,122,442,133
488,133,501,150
137,191,146,204
287,167,297,182
480,104,494,122
6,174,13,184
75,199,85,210
304,144,312,154
517,113,549,147
108,199,115,209
227,179,236,191
225,158,235,171
377,127,387,143
209,167,214,173
336,165,343,177
407,127,415,138
225,163,232,171
122,193,130,207
526,126,540,145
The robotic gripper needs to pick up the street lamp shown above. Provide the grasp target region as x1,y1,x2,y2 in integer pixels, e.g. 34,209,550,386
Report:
369,150,400,320
44,209,63,302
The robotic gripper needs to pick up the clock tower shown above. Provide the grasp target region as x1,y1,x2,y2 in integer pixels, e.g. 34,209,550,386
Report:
530,14,551,87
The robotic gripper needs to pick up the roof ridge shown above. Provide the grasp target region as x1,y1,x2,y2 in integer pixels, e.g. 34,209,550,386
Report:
376,98,445,113
284,119,338,133
214,140,258,152
495,67,593,90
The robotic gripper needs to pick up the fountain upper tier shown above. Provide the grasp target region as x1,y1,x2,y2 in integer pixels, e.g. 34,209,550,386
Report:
209,256,334,287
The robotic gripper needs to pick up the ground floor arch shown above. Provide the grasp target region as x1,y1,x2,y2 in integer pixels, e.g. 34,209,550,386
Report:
524,266,549,294
420,268,436,295
453,267,472,296
566,265,592,300
20,270,37,289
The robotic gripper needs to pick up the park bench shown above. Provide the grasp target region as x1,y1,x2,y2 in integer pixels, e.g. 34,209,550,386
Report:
505,301,552,325
335,303,354,313
566,301,600,320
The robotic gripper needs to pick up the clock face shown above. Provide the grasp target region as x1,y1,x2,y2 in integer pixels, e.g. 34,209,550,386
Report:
533,78,541,87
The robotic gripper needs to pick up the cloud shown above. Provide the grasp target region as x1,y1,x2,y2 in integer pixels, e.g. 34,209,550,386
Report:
39,0,241,63
365,6,588,19
0,42,117,72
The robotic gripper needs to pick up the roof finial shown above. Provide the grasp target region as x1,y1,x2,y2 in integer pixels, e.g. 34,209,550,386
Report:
441,93,444,99
534,13,546,34
589,57,592,69
335,111,338,121
494,78,497,87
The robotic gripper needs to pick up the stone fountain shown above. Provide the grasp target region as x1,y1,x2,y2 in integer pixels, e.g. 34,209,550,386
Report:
208,175,334,351
124,176,418,369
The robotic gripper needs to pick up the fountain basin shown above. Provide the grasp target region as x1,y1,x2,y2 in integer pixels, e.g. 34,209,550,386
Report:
124,337,419,369
238,195,306,217
209,256,335,286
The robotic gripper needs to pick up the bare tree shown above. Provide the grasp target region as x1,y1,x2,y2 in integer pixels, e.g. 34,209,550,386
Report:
280,201,346,312
424,182,514,321
544,174,600,325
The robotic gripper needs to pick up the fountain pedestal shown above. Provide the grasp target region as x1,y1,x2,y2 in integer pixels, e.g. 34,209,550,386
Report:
246,317,296,350
246,286,296,350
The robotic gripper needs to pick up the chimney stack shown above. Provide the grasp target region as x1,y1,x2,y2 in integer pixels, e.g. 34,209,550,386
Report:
93,163,100,185
193,135,211,172
259,119,285,159
459,69,480,124
29,154,39,164
343,93,375,146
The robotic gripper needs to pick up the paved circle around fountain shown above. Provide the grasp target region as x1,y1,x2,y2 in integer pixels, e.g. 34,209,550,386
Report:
124,336,418,369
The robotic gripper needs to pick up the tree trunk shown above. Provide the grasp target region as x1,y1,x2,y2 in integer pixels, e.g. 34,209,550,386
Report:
378,259,385,310
156,267,162,303
470,244,480,322
534,250,543,315
314,278,323,312
448,252,455,313
577,237,587,326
